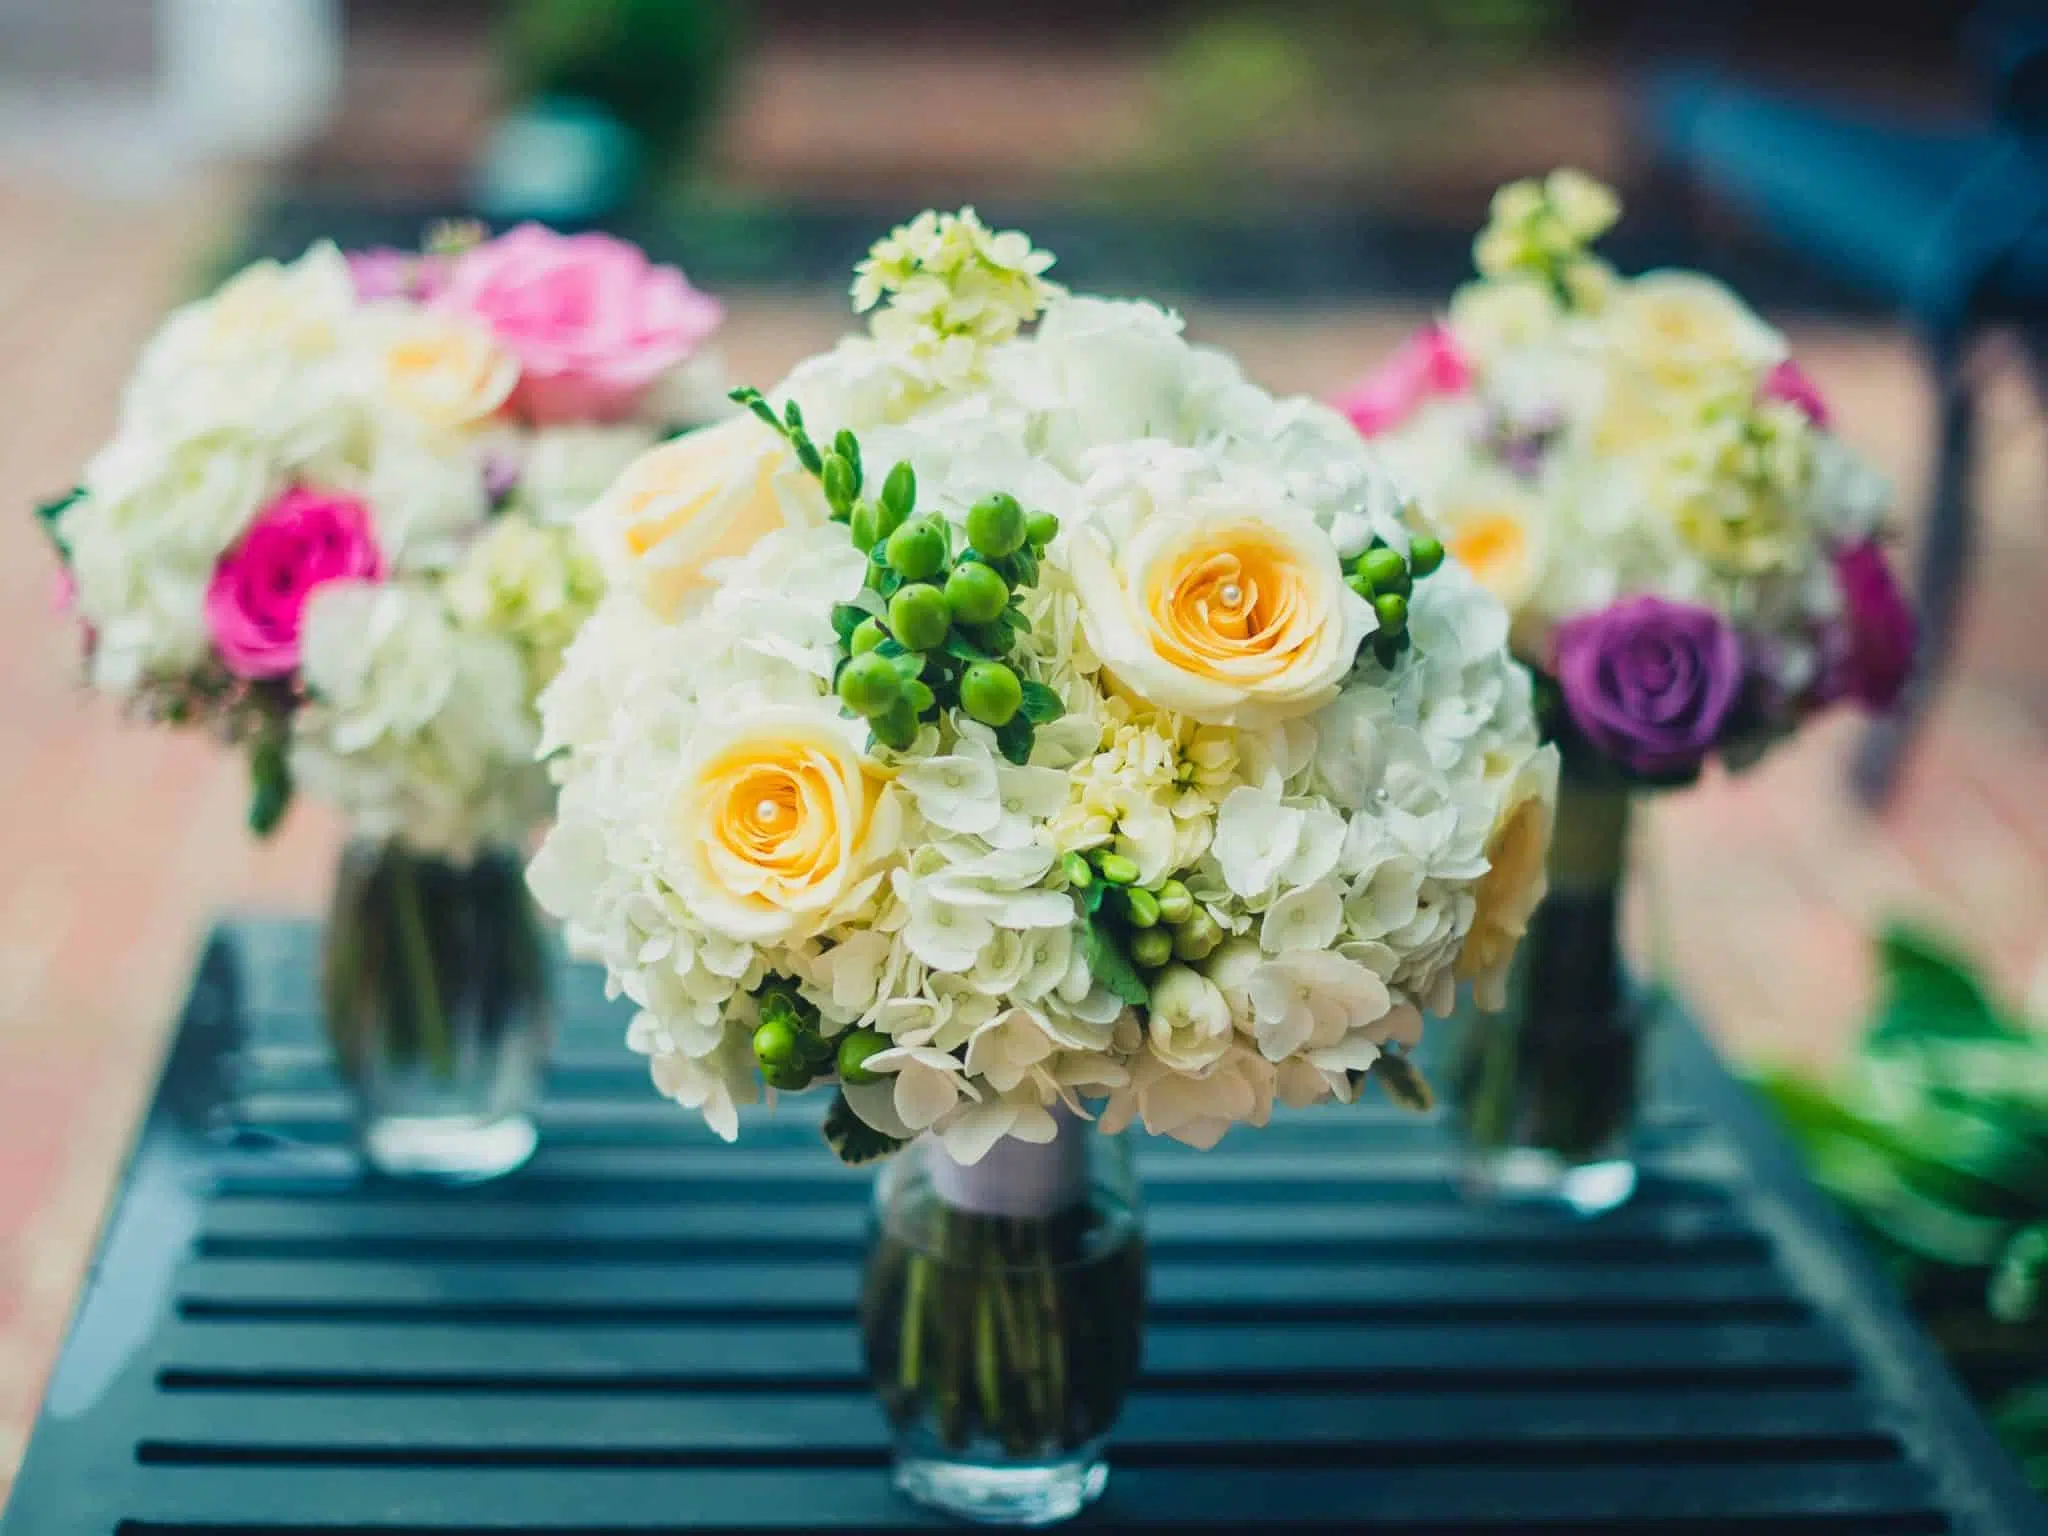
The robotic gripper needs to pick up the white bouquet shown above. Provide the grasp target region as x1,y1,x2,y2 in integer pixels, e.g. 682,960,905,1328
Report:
40,222,725,857
531,209,1559,1163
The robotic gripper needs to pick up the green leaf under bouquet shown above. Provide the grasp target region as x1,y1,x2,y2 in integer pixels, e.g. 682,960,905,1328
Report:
1754,923,2048,1487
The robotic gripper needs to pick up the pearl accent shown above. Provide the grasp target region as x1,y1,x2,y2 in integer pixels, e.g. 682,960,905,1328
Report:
1219,582,1243,607
755,799,783,826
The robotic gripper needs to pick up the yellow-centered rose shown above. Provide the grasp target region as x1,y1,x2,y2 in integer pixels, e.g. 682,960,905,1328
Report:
366,306,519,432
1456,744,1560,1011
1607,271,1784,395
584,414,830,621
1433,473,1547,617
1067,498,1373,728
673,706,901,943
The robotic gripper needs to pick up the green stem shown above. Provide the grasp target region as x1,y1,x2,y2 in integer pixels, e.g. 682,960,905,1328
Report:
391,853,454,1079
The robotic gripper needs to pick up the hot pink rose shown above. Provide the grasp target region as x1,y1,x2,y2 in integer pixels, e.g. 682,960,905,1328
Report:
1761,359,1829,427
1333,323,1471,438
205,488,383,679
1821,541,1916,710
438,224,722,425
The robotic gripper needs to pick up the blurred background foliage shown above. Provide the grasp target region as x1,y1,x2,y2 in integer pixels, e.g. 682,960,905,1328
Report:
1758,928,2048,1491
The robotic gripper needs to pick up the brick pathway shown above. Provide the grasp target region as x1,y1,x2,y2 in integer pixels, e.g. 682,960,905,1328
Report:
0,202,2043,1494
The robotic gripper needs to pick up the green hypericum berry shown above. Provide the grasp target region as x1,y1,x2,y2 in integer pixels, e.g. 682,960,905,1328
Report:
1359,546,1407,591
1093,850,1140,886
1346,572,1375,602
1171,909,1223,961
1373,592,1409,632
1155,879,1195,925
1131,928,1175,969
944,561,1010,624
835,1028,889,1085
752,1017,799,1068
1061,850,1094,890
837,651,903,718
870,698,921,751
884,517,947,581
889,583,951,650
1408,535,1445,576
1124,886,1162,929
1026,510,1061,547
960,659,1023,727
966,492,1027,558
850,617,887,655
848,499,882,552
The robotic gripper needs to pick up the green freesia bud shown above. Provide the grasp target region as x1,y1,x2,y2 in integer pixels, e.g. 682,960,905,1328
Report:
1155,879,1194,925
1407,535,1445,576
1093,850,1140,886
848,499,882,551
882,461,917,520
960,660,1023,727
966,492,1027,558
822,453,857,516
885,517,947,581
944,561,1009,624
837,651,903,718
872,494,908,544
1171,908,1222,961
1130,928,1175,969
1124,886,1162,928
835,1027,889,1085
889,583,951,650
1061,850,1094,890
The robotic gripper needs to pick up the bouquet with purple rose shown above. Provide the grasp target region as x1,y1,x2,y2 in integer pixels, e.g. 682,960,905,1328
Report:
1332,172,1918,1210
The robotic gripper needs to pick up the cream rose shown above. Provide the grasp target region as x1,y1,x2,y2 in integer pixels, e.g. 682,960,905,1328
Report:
364,305,519,432
1067,498,1373,728
672,705,901,944
1456,744,1560,1010
583,414,830,620
1432,472,1547,618
1608,271,1785,394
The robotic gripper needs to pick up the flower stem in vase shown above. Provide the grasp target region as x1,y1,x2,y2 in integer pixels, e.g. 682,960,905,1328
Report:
389,851,455,1080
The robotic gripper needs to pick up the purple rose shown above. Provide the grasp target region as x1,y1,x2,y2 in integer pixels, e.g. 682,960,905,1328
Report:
1820,541,1916,710
1554,596,1744,775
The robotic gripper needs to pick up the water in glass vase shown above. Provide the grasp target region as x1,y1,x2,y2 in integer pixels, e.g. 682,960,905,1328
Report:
860,1125,1146,1526
322,839,551,1182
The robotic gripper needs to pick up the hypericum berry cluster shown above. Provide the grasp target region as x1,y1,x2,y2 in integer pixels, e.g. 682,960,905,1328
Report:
1060,848,1220,986
1346,531,1445,669
747,978,889,1092
731,386,1064,765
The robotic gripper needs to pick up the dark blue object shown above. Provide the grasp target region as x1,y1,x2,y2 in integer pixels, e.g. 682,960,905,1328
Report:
1643,11,2048,804
3,920,2040,1531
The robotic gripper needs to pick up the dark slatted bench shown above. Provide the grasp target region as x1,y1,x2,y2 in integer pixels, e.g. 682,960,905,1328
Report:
5,920,2040,1533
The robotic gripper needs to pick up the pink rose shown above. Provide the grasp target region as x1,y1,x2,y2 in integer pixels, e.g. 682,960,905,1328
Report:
1760,358,1829,427
438,224,722,425
1333,323,1471,438
1820,541,1916,710
205,488,383,679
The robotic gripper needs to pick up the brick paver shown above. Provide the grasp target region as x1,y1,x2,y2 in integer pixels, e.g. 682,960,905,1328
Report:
0,198,2042,1497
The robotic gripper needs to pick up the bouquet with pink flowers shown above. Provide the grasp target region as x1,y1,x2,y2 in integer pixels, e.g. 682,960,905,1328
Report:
40,222,726,856
1338,171,1915,788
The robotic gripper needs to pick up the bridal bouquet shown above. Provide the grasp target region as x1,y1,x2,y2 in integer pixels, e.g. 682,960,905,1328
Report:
1339,170,1915,786
40,222,725,857
533,207,1558,1161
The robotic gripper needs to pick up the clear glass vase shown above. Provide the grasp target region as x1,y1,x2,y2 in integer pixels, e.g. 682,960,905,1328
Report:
860,1113,1147,1526
1449,780,1644,1217
321,838,550,1182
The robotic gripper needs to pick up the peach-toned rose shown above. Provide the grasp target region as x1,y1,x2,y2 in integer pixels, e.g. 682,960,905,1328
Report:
365,305,519,432
583,414,829,620
672,707,901,944
1433,474,1547,617
1456,744,1559,1011
1067,498,1373,728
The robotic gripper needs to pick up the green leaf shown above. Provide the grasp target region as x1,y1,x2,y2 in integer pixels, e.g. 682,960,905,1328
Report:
942,632,992,663
993,715,1035,766
34,488,80,557
1369,1052,1435,1112
822,1090,908,1166
1018,680,1064,725
246,731,293,838
1871,922,2012,1044
889,651,926,681
875,637,906,660
1991,1224,2048,1324
829,603,867,641
1081,916,1150,1008
1006,609,1032,634
783,399,805,429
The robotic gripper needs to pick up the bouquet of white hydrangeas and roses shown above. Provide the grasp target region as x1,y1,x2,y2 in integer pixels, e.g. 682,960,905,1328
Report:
529,209,1558,1513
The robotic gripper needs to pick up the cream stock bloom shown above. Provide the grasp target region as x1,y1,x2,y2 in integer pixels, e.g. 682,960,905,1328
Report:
365,304,518,432
1068,498,1374,728
1607,271,1785,395
672,705,901,944
1456,744,1560,1011
583,414,830,620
